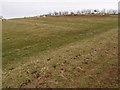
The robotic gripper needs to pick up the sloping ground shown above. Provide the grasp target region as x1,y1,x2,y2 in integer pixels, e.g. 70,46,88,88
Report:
2,15,118,88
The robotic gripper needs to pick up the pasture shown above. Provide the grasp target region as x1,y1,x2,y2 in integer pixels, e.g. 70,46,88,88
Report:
2,15,118,88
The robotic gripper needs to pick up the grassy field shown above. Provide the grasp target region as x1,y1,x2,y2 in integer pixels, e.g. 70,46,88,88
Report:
2,15,118,88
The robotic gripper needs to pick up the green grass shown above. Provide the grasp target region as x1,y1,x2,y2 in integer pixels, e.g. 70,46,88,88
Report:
2,15,118,88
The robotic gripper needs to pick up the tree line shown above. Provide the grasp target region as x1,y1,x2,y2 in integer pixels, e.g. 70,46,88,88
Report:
39,9,118,17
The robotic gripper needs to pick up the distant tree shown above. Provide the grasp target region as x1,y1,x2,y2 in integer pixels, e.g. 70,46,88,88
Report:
112,10,118,14
70,11,74,15
77,11,81,14
64,11,69,15
86,9,92,14
81,10,84,14
59,11,62,15
107,9,117,14
54,12,59,16
48,12,52,16
100,9,106,14
94,10,97,12
81,9,87,14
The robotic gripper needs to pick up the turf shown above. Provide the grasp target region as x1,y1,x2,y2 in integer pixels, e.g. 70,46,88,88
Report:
2,15,118,88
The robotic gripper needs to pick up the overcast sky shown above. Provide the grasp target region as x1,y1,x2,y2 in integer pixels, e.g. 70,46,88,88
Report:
1,0,119,19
